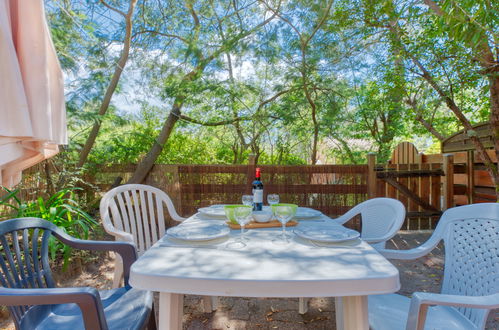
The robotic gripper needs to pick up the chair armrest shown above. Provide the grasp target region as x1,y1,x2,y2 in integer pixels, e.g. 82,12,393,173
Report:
100,210,134,243
0,287,107,330
376,233,442,260
406,292,499,330
50,229,137,286
169,213,186,223
102,223,134,243
330,214,351,225
412,292,499,309
362,233,394,245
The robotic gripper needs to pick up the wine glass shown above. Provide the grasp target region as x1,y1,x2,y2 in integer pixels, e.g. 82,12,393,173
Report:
267,194,279,206
273,205,293,244
267,194,279,220
231,206,252,248
242,195,253,207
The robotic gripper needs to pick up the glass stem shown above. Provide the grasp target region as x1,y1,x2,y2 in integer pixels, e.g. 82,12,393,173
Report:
241,225,245,241
282,223,286,240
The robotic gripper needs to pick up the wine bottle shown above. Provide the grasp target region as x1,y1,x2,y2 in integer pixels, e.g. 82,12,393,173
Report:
252,167,263,211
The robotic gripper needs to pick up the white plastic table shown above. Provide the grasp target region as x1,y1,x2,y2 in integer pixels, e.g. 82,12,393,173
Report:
129,214,400,330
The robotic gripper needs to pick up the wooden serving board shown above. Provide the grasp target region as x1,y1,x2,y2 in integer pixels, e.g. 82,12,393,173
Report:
227,220,298,230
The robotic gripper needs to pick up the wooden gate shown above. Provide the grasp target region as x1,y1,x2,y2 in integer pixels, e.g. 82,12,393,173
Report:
372,142,454,229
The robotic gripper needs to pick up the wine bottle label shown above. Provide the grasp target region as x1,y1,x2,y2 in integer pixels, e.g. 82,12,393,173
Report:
253,189,263,203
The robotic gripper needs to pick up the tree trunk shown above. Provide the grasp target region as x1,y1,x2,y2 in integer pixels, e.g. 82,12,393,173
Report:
420,0,499,200
127,102,182,184
77,0,137,168
489,75,499,198
44,161,54,196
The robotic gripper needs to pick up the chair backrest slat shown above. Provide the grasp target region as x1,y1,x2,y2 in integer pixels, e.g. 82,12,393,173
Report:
31,229,45,288
22,229,36,288
156,195,166,240
0,244,16,288
11,232,27,288
116,194,131,234
123,191,138,246
140,190,152,249
0,235,21,288
40,230,55,288
131,190,145,253
109,202,124,232
146,191,158,244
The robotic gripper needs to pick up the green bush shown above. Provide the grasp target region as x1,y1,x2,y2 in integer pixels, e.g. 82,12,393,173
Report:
0,187,97,269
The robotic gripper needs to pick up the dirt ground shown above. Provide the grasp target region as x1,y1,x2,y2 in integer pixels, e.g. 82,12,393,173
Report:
1,231,497,329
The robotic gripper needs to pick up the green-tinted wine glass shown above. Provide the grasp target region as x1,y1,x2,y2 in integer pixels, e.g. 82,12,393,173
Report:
273,205,293,244
227,206,252,248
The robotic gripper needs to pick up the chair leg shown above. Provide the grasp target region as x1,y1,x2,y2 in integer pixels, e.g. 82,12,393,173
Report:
112,254,124,288
202,296,218,312
211,296,218,311
298,297,309,314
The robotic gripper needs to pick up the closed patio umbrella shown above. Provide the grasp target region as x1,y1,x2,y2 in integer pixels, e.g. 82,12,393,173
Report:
0,0,67,187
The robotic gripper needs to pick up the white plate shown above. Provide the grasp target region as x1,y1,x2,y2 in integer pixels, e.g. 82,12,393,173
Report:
295,207,322,218
294,227,359,243
198,207,226,217
209,204,228,209
166,222,230,241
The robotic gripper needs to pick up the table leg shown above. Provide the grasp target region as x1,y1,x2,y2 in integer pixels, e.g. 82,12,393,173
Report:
298,297,309,314
159,293,183,330
335,296,368,330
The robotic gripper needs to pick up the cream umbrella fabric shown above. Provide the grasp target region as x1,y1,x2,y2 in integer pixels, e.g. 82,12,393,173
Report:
0,0,67,187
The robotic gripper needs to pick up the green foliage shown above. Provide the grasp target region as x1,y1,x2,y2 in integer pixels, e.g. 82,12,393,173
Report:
0,187,97,270
45,0,497,168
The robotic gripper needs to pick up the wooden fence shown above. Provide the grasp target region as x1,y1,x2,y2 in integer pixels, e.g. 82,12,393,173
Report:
5,142,497,230
90,159,369,229
371,142,449,229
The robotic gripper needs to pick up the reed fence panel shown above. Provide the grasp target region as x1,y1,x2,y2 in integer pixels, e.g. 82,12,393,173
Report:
5,141,496,231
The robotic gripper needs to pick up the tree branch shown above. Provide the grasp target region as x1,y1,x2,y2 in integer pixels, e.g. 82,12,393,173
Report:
305,0,334,45
100,0,126,17
179,114,249,126
405,97,445,141
422,0,444,16
257,88,294,110
204,2,280,64
132,30,188,43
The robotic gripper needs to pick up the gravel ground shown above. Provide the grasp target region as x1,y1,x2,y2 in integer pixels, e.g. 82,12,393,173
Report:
0,231,497,329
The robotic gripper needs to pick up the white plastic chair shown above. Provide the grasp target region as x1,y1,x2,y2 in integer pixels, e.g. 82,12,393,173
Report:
299,197,406,314
100,184,185,287
100,184,217,311
332,197,406,249
369,203,499,330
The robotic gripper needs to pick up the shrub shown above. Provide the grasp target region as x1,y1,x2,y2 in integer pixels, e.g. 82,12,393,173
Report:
0,187,97,269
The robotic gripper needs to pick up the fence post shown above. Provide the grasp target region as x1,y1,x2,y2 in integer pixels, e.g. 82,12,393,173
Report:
246,154,256,194
442,154,454,210
172,165,183,217
467,150,474,204
367,153,377,199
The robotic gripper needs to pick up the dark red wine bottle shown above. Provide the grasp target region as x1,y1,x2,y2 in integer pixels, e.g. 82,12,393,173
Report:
252,168,263,211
